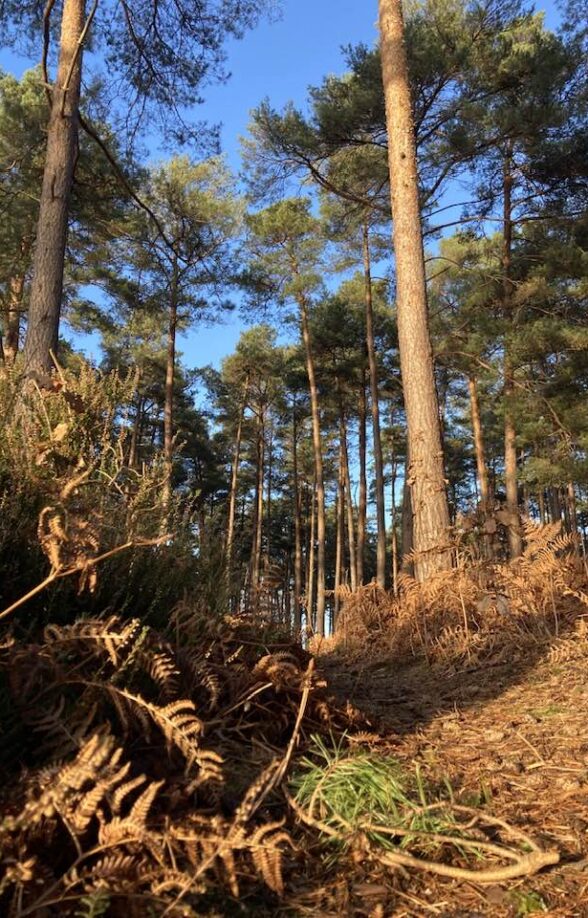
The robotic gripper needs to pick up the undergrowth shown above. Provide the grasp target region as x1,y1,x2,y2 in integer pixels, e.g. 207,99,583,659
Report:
323,520,588,670
0,364,580,914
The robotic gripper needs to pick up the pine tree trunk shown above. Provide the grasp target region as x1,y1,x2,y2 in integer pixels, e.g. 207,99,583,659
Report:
378,0,451,580
23,0,86,375
292,411,303,632
299,298,326,635
265,420,273,563
538,488,546,524
502,147,523,559
306,482,316,630
334,436,345,623
341,411,358,592
566,481,579,552
548,487,562,525
250,408,265,606
128,368,143,469
356,371,368,585
226,384,247,581
163,257,179,511
468,375,494,558
389,418,399,594
2,273,25,366
363,222,387,588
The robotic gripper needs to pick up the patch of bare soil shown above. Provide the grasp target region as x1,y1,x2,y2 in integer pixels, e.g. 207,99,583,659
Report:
294,646,588,917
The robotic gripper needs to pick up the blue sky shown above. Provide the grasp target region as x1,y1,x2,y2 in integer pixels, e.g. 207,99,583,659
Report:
1,0,563,372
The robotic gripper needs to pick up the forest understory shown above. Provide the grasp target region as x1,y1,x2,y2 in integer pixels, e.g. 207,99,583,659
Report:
1,398,587,918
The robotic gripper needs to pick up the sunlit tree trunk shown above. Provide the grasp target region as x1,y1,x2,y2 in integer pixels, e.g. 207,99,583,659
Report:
23,0,86,375
306,481,316,630
389,418,399,595
566,481,579,552
362,222,387,588
299,297,326,634
468,375,494,558
502,146,523,559
226,382,248,580
334,437,345,623
379,0,451,580
341,411,358,592
292,410,303,632
356,371,368,585
163,256,179,511
250,407,265,606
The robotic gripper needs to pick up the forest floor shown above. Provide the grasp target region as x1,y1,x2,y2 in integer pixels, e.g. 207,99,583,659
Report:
291,642,588,917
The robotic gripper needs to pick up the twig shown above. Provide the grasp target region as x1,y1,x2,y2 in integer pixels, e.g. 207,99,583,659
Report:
0,535,169,622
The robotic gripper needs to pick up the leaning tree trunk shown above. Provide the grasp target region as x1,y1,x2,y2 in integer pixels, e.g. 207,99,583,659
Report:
23,0,86,375
379,0,452,580
363,222,387,588
299,297,326,635
502,145,523,559
163,257,179,512
356,371,368,585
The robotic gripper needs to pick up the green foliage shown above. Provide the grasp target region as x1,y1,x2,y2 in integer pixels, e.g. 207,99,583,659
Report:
290,734,462,856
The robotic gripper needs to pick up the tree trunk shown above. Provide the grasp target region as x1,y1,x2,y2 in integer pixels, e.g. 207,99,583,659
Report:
566,481,579,552
299,298,326,635
266,419,273,562
23,0,86,375
378,0,451,580
468,375,494,559
341,411,358,592
334,436,345,624
362,222,387,588
389,418,399,595
128,368,143,469
2,273,25,366
306,481,316,630
501,147,523,559
538,488,546,524
292,410,303,633
163,256,179,511
226,383,248,581
356,371,368,585
548,486,562,525
250,408,265,606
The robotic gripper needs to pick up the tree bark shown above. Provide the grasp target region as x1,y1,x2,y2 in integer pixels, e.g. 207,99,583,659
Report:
226,382,248,581
299,298,326,635
501,147,523,559
23,0,86,375
163,256,179,511
341,411,358,592
250,407,265,606
306,481,316,630
2,273,25,366
389,420,399,595
362,222,387,588
292,410,303,633
334,436,345,624
468,375,494,559
378,0,452,580
356,371,368,585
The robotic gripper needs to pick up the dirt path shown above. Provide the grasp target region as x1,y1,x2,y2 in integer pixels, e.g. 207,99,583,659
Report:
303,647,588,917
